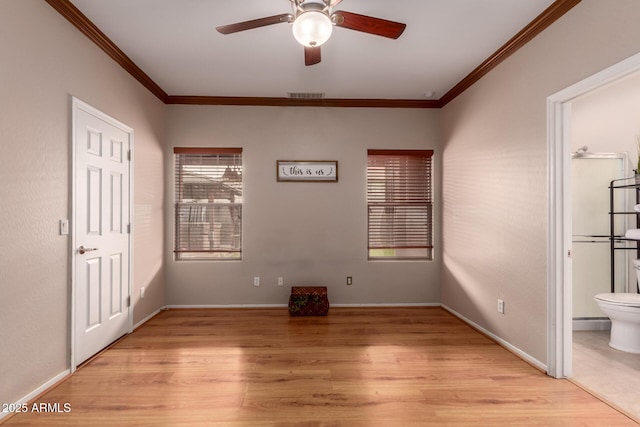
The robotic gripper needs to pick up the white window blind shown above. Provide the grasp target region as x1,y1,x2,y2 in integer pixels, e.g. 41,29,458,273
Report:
367,149,433,260
174,147,242,260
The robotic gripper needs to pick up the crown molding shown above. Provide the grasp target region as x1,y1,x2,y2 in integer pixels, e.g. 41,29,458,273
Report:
46,0,580,108
439,0,581,106
165,96,441,108
44,0,169,102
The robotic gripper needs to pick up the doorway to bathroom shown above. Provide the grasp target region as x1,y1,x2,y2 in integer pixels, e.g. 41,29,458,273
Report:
569,93,640,421
548,51,640,419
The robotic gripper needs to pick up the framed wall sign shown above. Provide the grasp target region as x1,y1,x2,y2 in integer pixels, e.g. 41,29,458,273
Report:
277,160,338,182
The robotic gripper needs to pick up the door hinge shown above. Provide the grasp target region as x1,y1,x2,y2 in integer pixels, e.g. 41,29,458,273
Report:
127,223,131,234
568,249,572,258
126,296,131,307
127,149,131,161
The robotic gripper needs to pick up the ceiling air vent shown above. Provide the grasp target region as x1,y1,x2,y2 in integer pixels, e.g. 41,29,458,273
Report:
287,92,325,99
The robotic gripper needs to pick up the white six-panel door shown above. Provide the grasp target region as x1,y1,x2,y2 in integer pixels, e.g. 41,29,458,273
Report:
73,98,132,366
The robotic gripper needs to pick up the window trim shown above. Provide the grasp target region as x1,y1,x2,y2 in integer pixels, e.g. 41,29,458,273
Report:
367,149,434,260
173,147,243,261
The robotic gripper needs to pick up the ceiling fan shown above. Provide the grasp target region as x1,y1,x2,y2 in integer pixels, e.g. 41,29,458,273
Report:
216,0,406,66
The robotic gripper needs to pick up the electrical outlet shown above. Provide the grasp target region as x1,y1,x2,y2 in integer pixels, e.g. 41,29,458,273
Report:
278,277,284,287
497,299,505,314
140,287,145,299
254,277,260,287
347,276,353,286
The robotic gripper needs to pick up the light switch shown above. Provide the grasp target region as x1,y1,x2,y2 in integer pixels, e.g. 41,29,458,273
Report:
59,219,69,236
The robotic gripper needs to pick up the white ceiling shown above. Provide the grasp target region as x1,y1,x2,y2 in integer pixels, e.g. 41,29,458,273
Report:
68,0,556,100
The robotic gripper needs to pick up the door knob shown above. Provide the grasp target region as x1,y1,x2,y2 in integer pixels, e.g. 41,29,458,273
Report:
78,246,98,255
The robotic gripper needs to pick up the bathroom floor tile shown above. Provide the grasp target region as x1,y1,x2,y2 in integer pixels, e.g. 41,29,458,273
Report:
573,330,640,421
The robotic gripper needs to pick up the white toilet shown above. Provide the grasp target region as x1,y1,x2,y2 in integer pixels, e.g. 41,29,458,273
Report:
594,293,640,353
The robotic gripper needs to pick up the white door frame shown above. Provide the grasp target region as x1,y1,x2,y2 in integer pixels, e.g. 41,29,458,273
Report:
70,97,134,372
547,52,640,378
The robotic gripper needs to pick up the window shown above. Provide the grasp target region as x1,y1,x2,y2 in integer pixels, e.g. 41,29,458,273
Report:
367,149,434,260
174,147,242,260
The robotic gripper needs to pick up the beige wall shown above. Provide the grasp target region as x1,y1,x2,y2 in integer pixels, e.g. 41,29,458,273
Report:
572,71,640,160
165,106,442,306
0,1,165,407
440,0,640,364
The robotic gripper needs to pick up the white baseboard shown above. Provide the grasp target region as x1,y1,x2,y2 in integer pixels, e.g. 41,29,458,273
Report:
441,304,547,373
0,369,70,421
331,303,440,308
163,304,289,309
572,318,611,331
133,308,163,330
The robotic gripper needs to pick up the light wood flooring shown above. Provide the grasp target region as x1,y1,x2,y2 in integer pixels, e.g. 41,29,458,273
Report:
572,330,640,421
3,307,638,426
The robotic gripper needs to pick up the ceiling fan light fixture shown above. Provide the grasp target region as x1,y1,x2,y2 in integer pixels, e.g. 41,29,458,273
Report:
292,10,333,47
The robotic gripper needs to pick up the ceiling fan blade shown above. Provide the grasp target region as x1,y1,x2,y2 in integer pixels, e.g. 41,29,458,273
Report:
216,13,293,35
305,46,321,66
332,11,406,39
